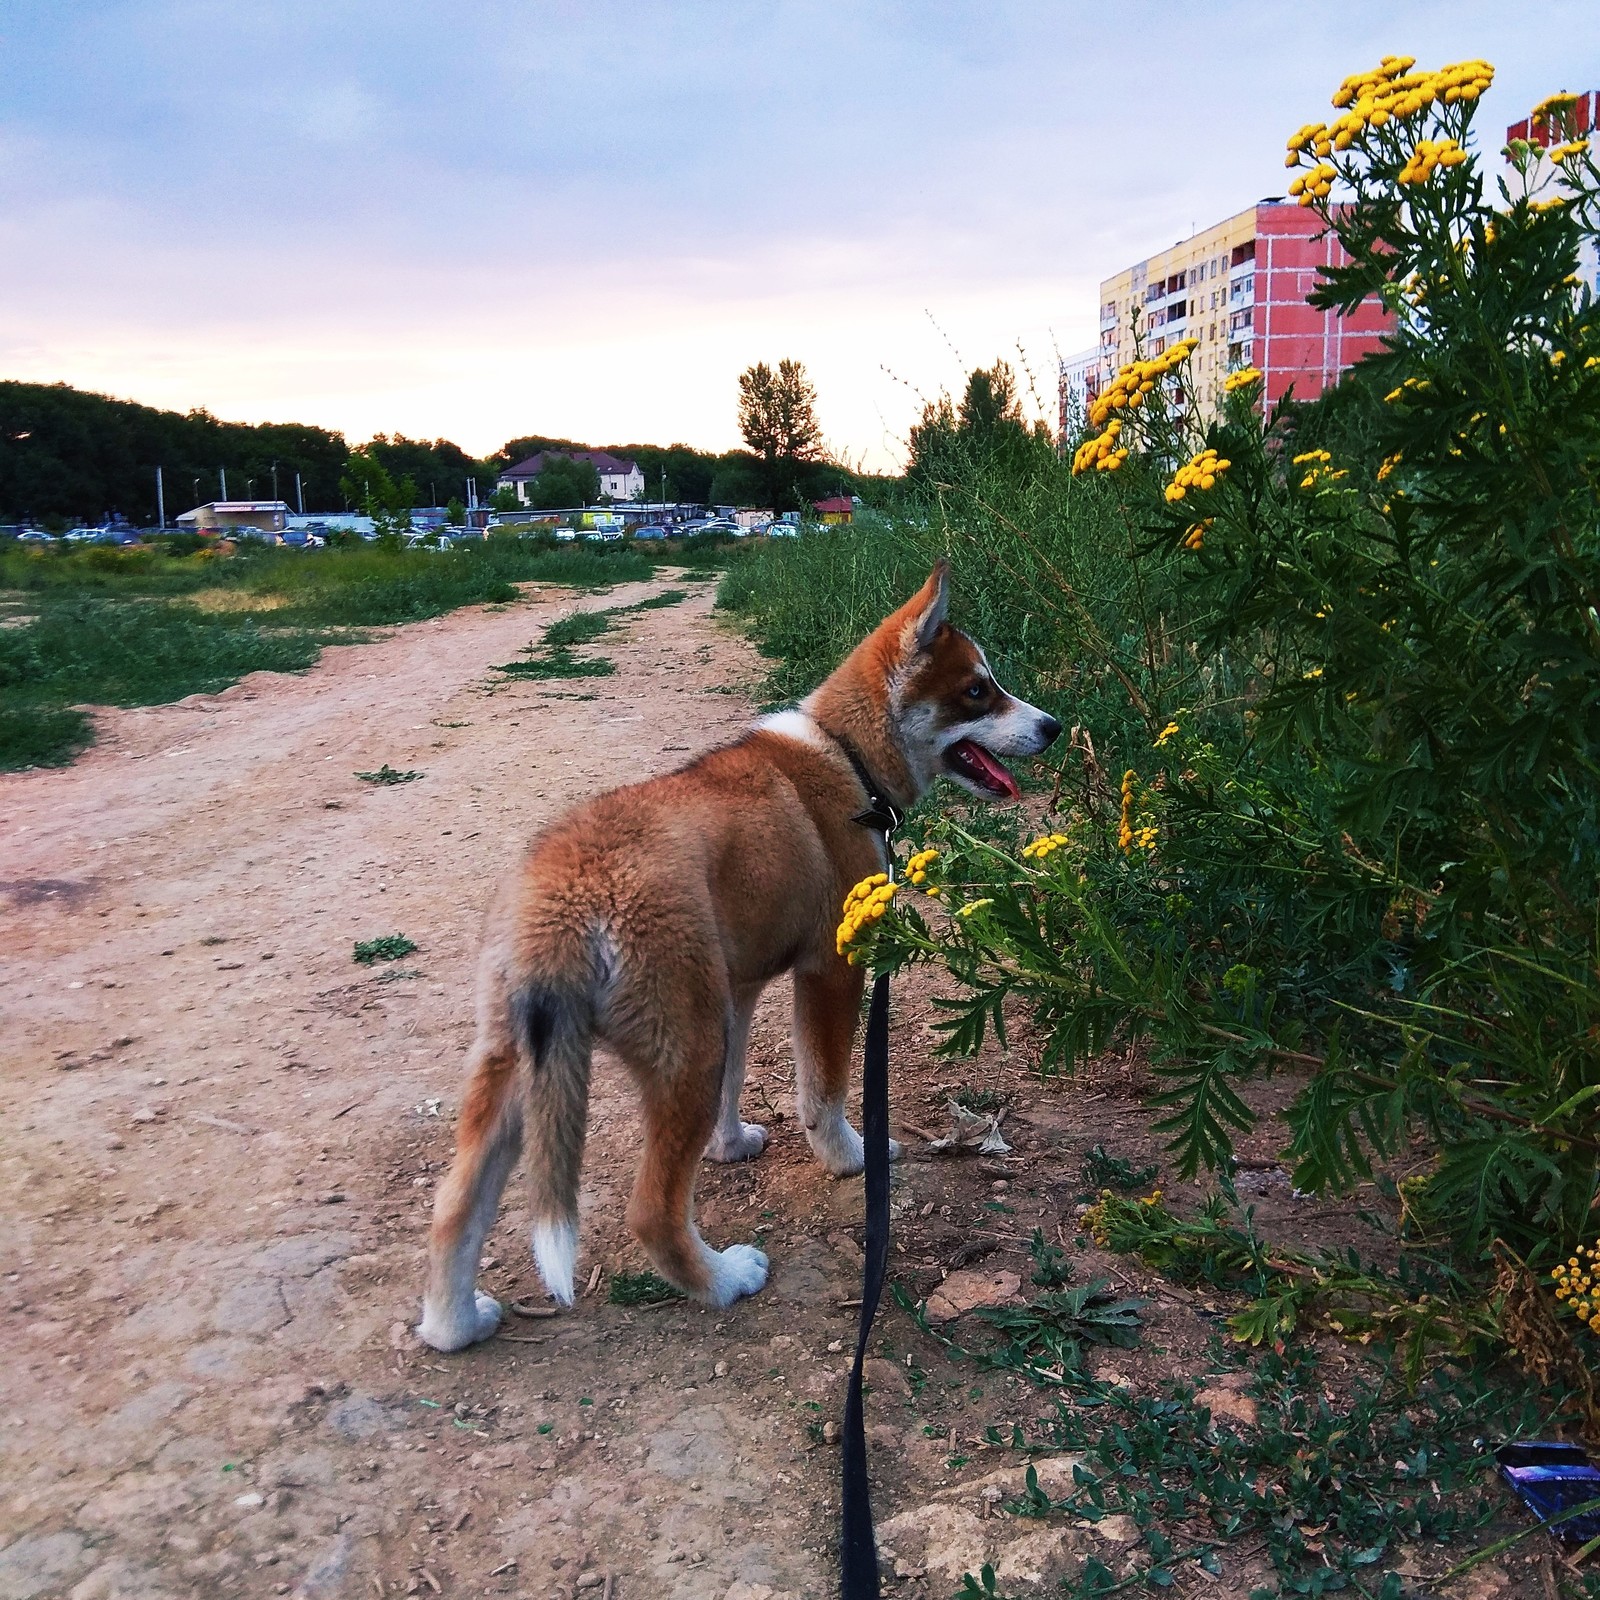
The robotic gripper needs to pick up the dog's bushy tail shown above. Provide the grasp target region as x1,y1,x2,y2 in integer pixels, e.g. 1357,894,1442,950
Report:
510,981,593,1306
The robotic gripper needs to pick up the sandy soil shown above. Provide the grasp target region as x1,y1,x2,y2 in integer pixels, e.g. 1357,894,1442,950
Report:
0,575,1527,1600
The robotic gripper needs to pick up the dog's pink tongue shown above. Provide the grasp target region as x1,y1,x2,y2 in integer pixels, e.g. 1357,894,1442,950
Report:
952,739,1020,800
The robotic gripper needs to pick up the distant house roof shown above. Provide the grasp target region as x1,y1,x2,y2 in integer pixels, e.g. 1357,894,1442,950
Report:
813,496,855,514
503,450,639,480
185,500,291,514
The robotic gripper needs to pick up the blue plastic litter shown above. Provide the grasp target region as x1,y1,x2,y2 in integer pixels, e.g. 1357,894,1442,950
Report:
1495,1442,1600,1542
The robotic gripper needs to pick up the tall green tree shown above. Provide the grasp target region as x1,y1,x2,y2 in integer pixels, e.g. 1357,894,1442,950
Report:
524,456,601,510
907,359,1047,484
363,433,494,505
340,450,416,539
737,359,823,509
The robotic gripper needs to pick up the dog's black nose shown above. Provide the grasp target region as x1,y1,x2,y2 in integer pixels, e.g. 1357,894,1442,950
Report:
1038,714,1063,746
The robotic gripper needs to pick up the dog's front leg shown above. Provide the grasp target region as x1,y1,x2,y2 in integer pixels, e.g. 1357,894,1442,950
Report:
704,984,768,1163
793,962,903,1176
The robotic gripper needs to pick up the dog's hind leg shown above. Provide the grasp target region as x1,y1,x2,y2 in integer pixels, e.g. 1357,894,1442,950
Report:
704,983,768,1163
794,960,903,1176
623,1030,768,1308
418,1035,523,1352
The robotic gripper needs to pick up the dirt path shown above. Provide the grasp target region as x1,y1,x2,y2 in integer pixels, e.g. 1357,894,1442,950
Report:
3,575,859,1600
0,577,1517,1600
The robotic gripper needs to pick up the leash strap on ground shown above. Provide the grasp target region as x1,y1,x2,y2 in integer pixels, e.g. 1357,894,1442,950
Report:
840,968,891,1598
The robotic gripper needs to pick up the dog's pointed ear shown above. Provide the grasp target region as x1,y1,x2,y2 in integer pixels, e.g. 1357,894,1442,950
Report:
909,561,950,653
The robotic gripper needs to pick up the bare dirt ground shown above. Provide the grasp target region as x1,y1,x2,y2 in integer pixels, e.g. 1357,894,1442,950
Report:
0,576,1530,1600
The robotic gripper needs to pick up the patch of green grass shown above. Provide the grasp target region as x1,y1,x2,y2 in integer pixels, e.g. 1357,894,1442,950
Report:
639,530,738,570
0,539,656,770
540,611,616,649
0,704,93,771
493,604,628,682
493,652,616,681
354,764,423,785
607,1269,683,1305
1034,1345,1550,1599
353,934,417,964
631,587,688,610
0,597,327,771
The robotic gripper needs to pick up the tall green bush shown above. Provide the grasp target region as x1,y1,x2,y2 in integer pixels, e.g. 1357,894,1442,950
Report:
738,62,1600,1280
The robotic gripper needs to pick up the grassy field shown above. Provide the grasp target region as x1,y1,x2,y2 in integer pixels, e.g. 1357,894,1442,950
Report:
0,535,658,770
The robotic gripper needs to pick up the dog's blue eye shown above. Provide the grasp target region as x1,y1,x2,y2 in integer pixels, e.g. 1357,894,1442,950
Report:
966,682,986,699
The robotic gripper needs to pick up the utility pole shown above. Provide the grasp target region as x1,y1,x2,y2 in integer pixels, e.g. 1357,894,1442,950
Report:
270,460,279,502
296,472,304,515
220,466,228,500
156,466,166,530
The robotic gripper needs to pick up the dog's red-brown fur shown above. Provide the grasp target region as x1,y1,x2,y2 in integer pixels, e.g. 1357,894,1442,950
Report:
417,564,1058,1350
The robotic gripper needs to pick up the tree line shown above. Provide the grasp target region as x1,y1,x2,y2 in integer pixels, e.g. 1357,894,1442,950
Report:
0,368,891,525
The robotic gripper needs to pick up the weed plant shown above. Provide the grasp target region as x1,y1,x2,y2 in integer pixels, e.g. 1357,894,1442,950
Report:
1079,1145,1159,1195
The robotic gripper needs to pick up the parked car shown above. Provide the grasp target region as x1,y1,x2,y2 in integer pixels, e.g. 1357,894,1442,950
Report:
17,528,54,543
64,527,102,543
632,524,668,540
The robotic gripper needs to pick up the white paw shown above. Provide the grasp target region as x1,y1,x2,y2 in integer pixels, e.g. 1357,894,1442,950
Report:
809,1113,864,1176
809,1116,903,1177
415,1288,502,1353
705,1120,768,1163
700,1243,769,1308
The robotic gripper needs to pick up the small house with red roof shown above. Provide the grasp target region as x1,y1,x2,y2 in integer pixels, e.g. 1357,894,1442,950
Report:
813,495,857,525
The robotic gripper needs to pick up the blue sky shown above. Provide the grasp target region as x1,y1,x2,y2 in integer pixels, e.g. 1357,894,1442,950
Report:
3,2,1596,469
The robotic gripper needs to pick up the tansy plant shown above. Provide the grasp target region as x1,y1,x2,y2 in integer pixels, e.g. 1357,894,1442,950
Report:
842,55,1600,1313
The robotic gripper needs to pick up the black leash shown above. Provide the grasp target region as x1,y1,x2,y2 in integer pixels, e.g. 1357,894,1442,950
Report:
834,733,901,1600
841,968,891,1598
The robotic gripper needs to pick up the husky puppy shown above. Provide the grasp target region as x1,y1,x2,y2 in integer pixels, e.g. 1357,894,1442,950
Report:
418,563,1059,1350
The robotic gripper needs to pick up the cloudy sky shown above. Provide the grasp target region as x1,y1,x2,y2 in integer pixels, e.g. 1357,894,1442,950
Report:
3,2,1596,469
